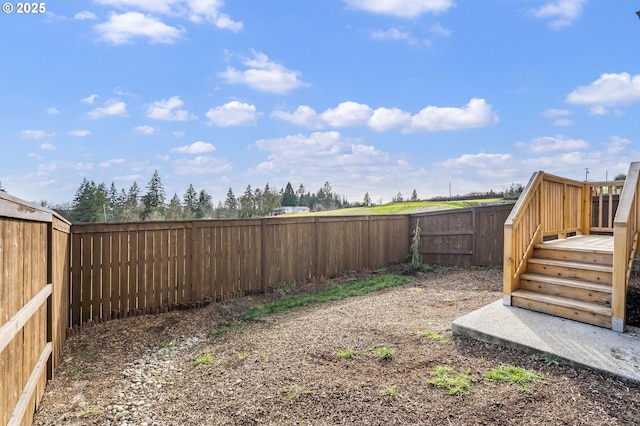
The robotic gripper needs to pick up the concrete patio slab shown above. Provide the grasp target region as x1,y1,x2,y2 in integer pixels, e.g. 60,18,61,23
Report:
452,300,640,384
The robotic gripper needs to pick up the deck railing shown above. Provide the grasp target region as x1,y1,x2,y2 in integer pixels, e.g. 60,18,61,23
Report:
503,172,588,299
612,162,640,331
503,171,625,306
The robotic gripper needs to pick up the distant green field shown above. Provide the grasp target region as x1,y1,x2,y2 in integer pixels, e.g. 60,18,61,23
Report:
288,199,508,216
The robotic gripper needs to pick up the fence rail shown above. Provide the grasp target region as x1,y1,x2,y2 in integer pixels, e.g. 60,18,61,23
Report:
69,215,411,326
0,192,70,426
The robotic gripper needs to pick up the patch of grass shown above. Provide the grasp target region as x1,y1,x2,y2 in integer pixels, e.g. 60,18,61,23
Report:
281,384,312,402
376,347,397,361
211,325,230,336
194,352,213,366
416,330,446,342
158,340,170,348
336,348,356,358
382,386,407,398
428,366,474,396
241,275,413,321
485,365,543,392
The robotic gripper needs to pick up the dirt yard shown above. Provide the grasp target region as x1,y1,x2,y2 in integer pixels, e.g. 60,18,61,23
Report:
33,267,640,425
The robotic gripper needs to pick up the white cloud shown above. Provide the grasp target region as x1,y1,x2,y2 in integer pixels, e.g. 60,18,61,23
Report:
588,106,609,116
531,0,586,29
99,158,126,168
39,143,56,151
133,125,158,135
146,96,195,121
320,102,373,128
270,105,322,129
95,11,185,44
273,98,499,132
173,130,185,137
87,99,128,119
82,94,98,104
171,141,216,154
343,0,455,18
371,28,422,45
21,130,55,139
173,156,233,175
68,130,91,137
411,98,499,131
94,0,242,31
205,101,258,126
566,73,640,107
604,136,632,156
74,11,97,20
46,107,59,114
368,107,413,132
541,108,571,118
429,22,452,37
438,152,513,169
515,135,589,154
219,50,308,94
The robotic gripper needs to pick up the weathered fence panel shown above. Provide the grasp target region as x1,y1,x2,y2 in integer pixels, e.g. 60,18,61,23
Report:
0,192,70,426
69,215,411,325
410,204,513,266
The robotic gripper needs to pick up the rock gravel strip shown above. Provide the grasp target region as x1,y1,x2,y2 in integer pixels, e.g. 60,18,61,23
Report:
104,337,200,426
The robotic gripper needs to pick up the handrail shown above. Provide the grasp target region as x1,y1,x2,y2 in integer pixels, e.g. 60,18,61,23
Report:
611,162,640,331
504,171,591,301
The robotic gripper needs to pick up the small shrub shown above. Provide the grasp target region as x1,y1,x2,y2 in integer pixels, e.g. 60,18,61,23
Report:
428,366,474,396
532,352,560,366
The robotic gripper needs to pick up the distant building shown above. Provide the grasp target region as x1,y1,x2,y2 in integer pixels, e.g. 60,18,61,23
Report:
273,206,310,215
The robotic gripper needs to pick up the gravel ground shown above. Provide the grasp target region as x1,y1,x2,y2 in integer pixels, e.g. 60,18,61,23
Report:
33,266,640,425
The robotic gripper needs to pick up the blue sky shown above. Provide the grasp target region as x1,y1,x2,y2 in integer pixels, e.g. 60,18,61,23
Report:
2,0,640,205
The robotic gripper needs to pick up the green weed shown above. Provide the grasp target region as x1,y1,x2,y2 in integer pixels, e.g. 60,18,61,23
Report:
376,347,397,361
532,352,560,366
383,386,406,398
428,366,474,396
194,352,213,366
485,365,543,392
281,384,312,402
416,330,446,342
211,325,230,336
336,348,356,358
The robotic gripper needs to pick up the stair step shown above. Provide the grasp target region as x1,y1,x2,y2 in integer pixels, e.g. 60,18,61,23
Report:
533,245,612,265
527,258,612,273
519,273,611,305
511,289,612,328
527,258,612,285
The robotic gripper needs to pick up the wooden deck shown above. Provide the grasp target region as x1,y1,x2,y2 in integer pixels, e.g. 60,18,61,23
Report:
541,235,614,253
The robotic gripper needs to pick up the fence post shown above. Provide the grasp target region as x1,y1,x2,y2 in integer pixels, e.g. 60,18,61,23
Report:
261,218,267,293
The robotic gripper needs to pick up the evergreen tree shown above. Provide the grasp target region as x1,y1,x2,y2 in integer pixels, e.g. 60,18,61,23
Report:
410,189,418,202
261,183,281,215
166,193,183,220
142,170,166,220
183,184,198,219
196,189,214,218
363,192,371,206
281,182,298,206
71,178,108,222
239,185,256,217
224,187,238,218
393,192,403,202
122,182,142,221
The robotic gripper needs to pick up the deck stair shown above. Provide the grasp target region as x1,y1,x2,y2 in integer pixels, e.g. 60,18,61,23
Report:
510,236,613,328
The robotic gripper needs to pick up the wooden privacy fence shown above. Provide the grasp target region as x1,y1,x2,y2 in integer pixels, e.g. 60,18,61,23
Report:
0,193,70,426
410,204,514,266
69,215,410,327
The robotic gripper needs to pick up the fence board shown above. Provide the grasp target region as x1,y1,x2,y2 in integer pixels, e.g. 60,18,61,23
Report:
1,193,70,426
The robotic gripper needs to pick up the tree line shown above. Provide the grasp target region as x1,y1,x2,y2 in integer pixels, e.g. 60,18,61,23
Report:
48,171,352,223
